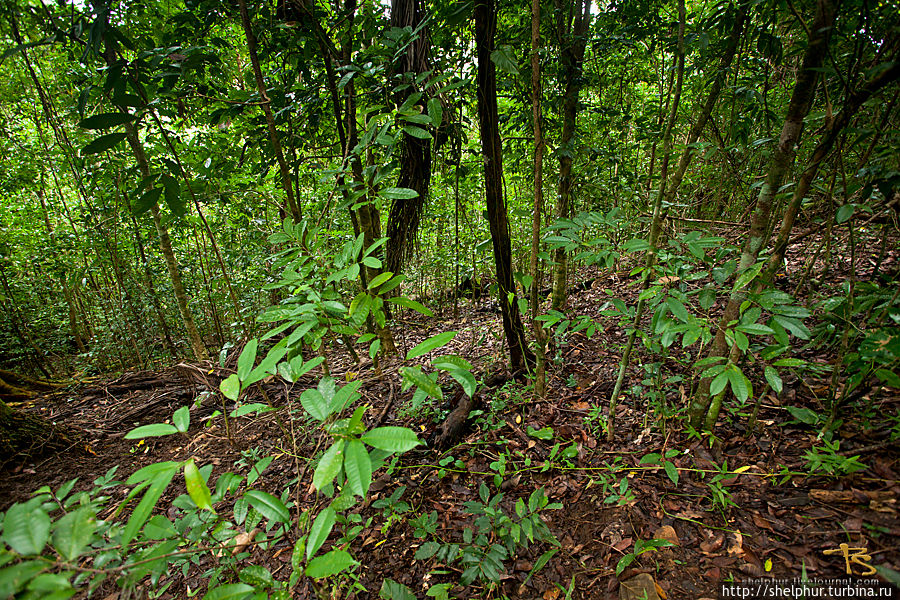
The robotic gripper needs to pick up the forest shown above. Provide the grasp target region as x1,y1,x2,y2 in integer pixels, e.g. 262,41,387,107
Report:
0,0,898,597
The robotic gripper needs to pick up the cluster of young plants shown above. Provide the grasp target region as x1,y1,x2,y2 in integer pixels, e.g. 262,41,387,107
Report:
0,343,422,599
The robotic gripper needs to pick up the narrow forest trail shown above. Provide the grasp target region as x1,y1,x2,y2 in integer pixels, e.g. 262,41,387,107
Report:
2,229,898,599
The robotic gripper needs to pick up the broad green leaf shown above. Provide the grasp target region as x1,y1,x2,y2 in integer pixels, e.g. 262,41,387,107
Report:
380,187,419,200
785,406,819,425
389,296,434,317
237,339,258,381
184,459,214,513
367,272,393,290
427,97,443,126
306,507,335,561
173,406,190,433
764,366,783,394
443,366,477,398
725,365,751,402
229,403,272,418
343,440,372,497
244,490,290,524
666,298,690,323
772,315,811,340
124,423,178,439
81,132,127,155
202,583,255,600
407,331,456,360
78,112,135,129
3,504,50,555
401,125,431,139
836,204,855,223
361,427,421,452
431,355,473,371
0,560,48,598
313,441,345,491
380,578,417,599
736,323,775,335
400,366,442,400
238,565,274,587
490,45,519,74
132,187,162,215
122,465,177,545
710,371,728,396
301,388,330,422
664,462,679,485
220,374,240,401
414,541,441,560
305,549,356,578
51,507,96,560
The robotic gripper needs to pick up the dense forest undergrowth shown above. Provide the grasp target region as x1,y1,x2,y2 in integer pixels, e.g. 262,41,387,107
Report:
1,0,899,597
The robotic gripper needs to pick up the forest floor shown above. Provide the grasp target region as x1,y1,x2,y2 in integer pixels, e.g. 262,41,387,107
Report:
2,228,900,600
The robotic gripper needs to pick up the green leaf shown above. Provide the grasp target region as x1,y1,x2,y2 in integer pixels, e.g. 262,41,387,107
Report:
836,204,855,223
785,406,819,425
490,45,520,74
244,490,291,524
313,441,345,491
220,374,241,401
229,403,272,418
300,388,330,422
184,459,214,513
78,112,135,129
173,406,190,433
710,371,728,396
764,366,783,394
3,504,50,555
305,549,356,578
237,339,258,381
388,296,434,317
51,507,96,561
427,97,443,127
401,125,432,139
772,315,811,340
407,331,457,360
361,427,421,452
414,541,441,560
380,578,417,600
132,187,162,215
664,462,679,485
400,366,442,399
380,187,419,200
306,507,335,561
666,298,690,323
238,565,274,587
725,365,751,402
443,366,477,398
736,323,775,336
202,583,255,600
367,272,393,290
343,440,373,497
0,560,48,598
124,423,179,439
81,132,127,155
122,465,177,545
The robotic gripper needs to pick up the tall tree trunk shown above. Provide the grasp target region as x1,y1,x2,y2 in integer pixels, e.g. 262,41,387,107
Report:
386,0,431,276
607,0,686,442
475,0,533,372
688,0,838,430
529,0,548,397
238,0,302,222
760,60,900,283
550,0,592,311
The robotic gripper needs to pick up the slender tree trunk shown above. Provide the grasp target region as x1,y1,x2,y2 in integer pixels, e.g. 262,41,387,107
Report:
688,0,838,430
550,0,592,311
238,0,302,222
475,0,533,372
529,0,548,397
607,0,685,442
760,60,900,283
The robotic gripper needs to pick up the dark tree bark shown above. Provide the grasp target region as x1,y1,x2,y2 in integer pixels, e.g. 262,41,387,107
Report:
474,0,533,372
386,0,431,275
